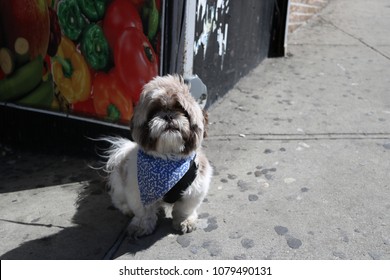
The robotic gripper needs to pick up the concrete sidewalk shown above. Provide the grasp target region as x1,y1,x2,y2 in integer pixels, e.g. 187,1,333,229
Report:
1,0,390,259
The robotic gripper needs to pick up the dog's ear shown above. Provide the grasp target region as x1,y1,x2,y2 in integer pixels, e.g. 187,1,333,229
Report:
202,109,209,138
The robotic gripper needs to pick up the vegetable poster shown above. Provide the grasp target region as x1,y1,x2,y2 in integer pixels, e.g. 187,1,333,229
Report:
0,0,161,124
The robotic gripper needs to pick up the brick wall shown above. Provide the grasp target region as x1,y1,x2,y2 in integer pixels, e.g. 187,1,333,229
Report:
288,0,328,33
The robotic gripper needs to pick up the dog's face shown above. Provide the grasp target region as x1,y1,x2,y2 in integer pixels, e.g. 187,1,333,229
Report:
130,75,207,156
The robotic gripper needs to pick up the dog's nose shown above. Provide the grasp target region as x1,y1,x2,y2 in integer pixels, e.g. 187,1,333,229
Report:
163,113,174,122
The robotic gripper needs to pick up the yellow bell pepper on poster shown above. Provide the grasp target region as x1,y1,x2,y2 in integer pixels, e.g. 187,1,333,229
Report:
52,36,91,104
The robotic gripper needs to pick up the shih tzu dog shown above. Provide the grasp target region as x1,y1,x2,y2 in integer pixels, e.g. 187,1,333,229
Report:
103,75,212,238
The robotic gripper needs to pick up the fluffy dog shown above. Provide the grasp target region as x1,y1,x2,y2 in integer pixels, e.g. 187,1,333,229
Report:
103,75,212,238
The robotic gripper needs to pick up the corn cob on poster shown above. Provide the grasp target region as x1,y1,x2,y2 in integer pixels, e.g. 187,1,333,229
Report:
0,0,161,124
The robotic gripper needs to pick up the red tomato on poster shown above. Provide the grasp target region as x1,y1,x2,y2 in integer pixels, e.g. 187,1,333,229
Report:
103,0,143,51
114,27,158,104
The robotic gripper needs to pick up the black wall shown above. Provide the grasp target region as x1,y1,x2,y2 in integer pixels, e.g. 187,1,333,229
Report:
193,0,276,106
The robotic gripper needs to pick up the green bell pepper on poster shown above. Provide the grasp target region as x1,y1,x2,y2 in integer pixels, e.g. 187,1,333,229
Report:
81,24,110,70
142,0,159,40
77,0,107,21
58,0,86,41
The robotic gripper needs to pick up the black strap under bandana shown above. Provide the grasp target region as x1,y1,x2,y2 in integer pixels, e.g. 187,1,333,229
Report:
163,156,198,204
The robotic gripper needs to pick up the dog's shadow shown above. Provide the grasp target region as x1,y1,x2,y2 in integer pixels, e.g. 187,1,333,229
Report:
110,210,179,259
0,149,174,260
108,218,173,259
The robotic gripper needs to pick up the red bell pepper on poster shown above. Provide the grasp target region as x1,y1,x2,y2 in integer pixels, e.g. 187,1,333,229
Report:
92,70,133,123
114,27,158,104
72,96,96,116
103,0,143,51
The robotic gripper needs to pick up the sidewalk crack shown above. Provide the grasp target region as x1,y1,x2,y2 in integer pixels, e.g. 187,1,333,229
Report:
208,132,390,141
0,218,66,229
319,16,390,61
102,220,130,260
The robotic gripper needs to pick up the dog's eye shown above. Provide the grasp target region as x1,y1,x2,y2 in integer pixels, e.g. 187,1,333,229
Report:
147,108,161,121
183,110,190,120
173,104,190,119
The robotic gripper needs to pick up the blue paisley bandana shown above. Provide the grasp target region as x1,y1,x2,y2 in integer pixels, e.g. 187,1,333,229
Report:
137,149,195,206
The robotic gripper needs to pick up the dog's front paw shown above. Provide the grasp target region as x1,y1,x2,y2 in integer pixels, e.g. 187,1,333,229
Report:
127,216,157,238
173,219,197,234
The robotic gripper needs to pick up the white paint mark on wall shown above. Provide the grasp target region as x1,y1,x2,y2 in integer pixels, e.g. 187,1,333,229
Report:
196,0,207,21
194,0,230,69
217,23,228,68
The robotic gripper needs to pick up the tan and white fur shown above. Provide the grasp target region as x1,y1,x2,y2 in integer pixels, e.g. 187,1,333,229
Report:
103,75,212,238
